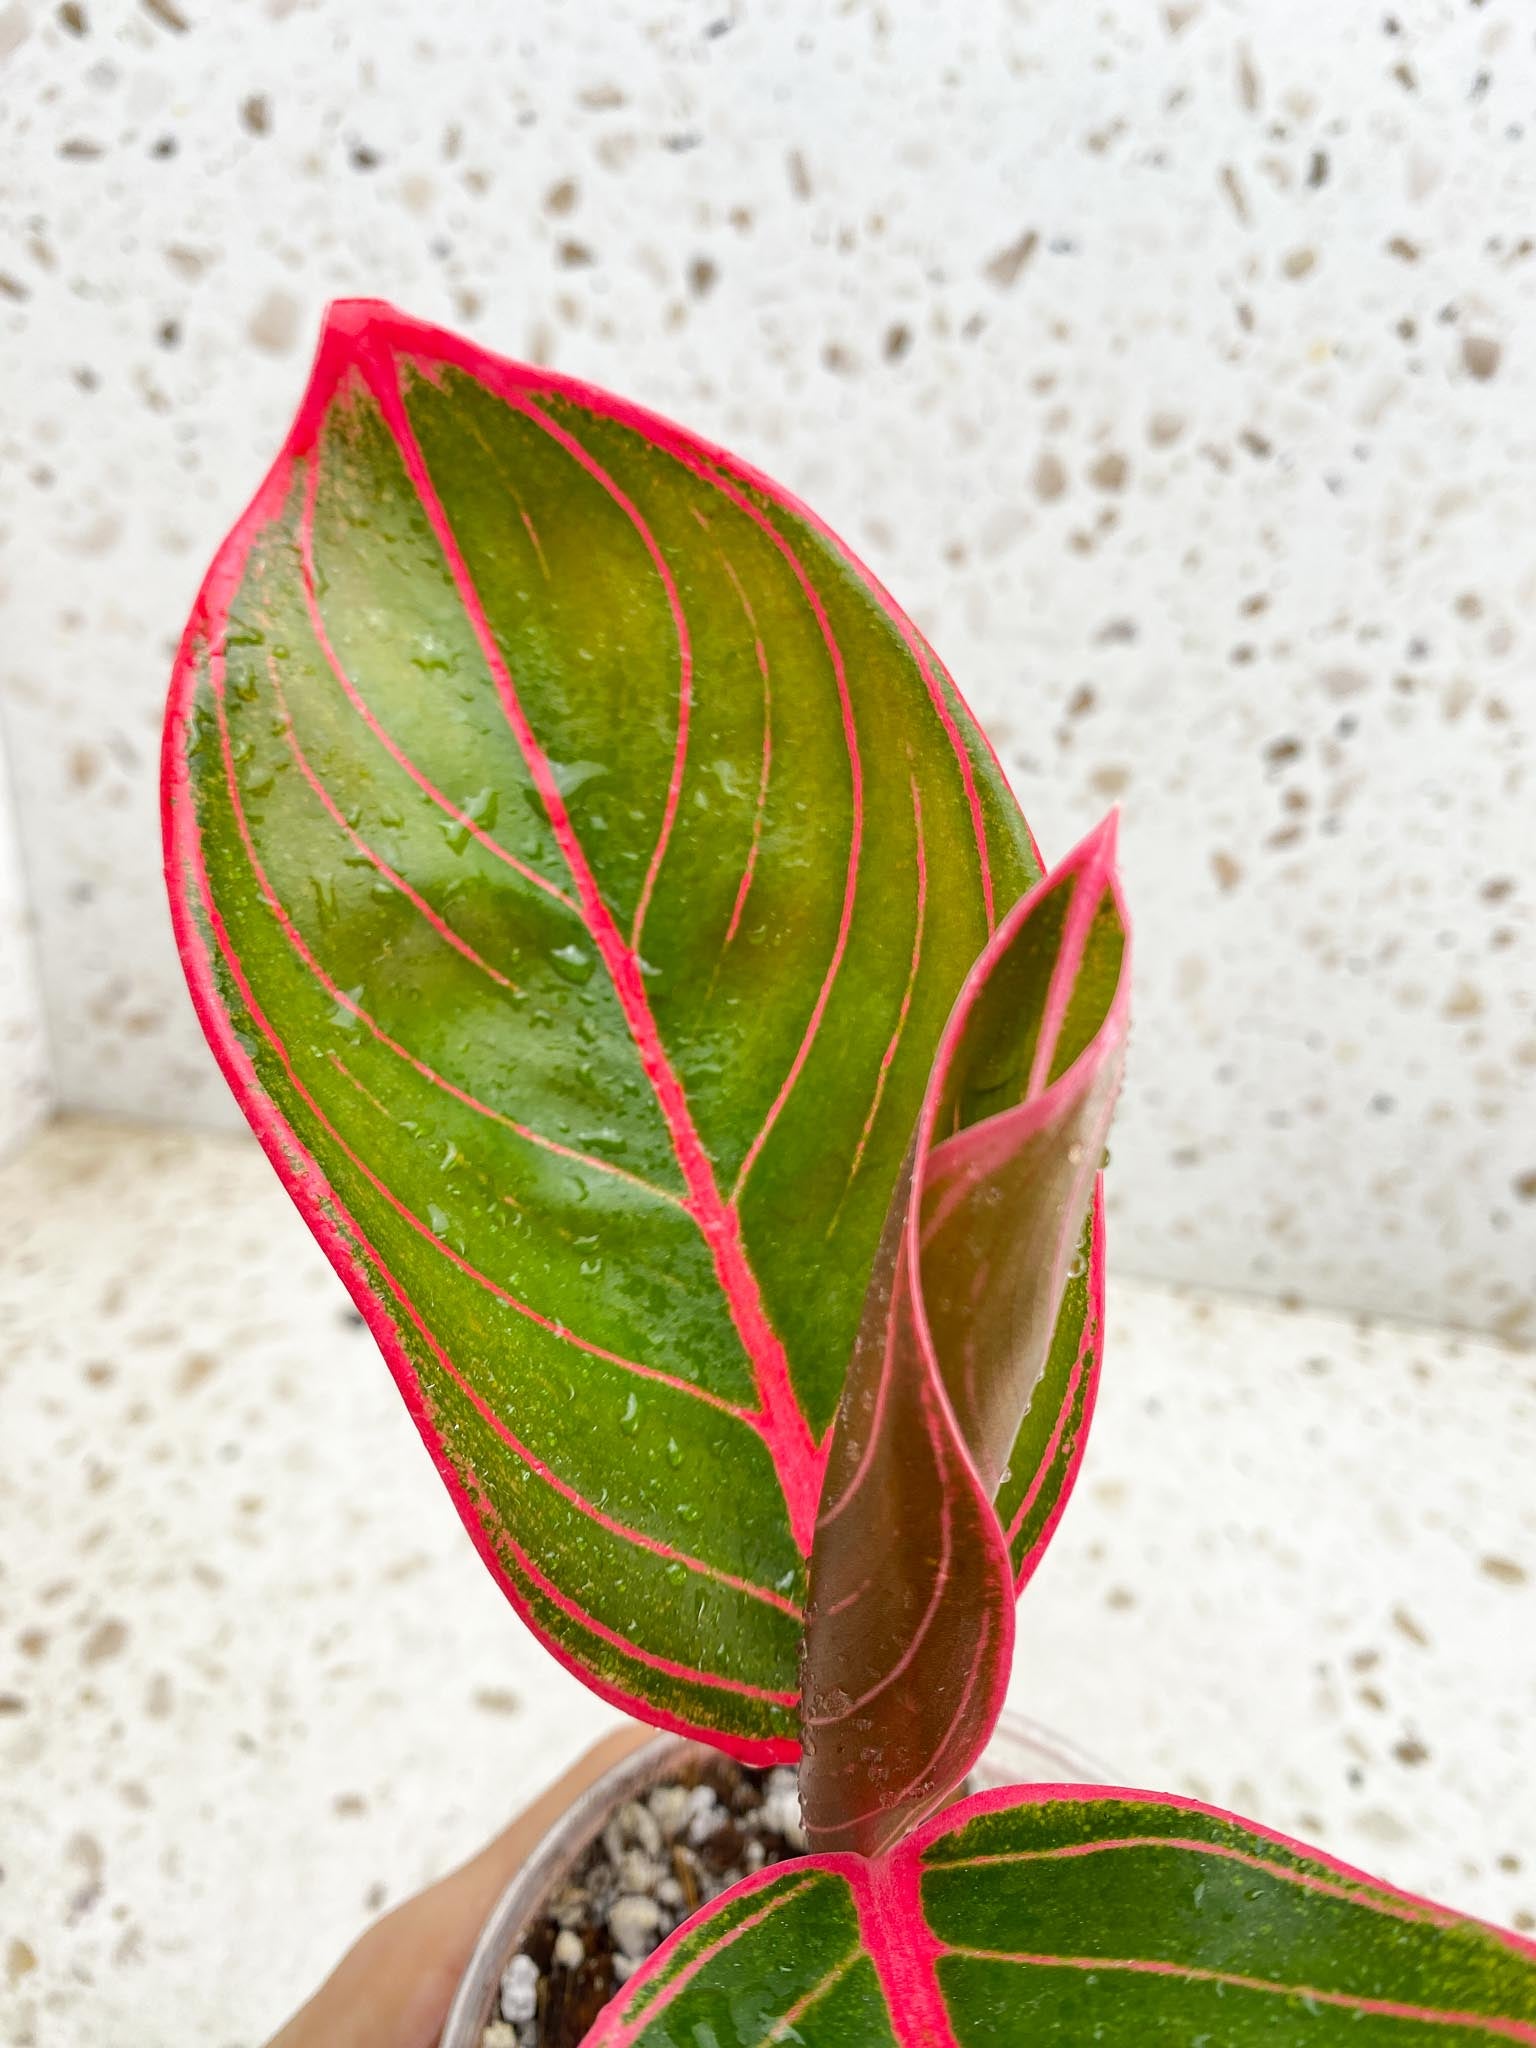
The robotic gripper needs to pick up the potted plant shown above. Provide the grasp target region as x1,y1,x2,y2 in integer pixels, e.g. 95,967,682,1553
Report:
162,301,1536,2047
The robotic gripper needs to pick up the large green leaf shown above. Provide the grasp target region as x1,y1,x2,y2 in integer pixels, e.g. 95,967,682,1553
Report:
584,1784,1536,2047
162,300,1107,1755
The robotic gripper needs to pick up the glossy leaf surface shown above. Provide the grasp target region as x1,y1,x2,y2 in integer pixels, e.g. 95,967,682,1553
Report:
161,299,1100,1755
801,821,1127,1854
584,1784,1536,2048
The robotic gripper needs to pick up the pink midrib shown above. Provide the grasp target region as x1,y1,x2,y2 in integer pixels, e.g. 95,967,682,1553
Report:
208,666,749,1423
599,1853,960,2048
262,651,686,1209
185,676,798,1713
598,1818,1535,2048
856,1851,962,2048
298,452,575,913
220,710,798,1617
357,341,824,1555
265,641,517,992
513,395,691,959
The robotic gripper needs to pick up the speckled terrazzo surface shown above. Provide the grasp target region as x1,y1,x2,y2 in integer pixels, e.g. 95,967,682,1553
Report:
0,1116,1531,2046
0,727,49,1159
1,1,1534,1339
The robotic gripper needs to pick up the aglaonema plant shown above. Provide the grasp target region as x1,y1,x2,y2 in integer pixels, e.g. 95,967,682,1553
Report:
163,301,1536,2044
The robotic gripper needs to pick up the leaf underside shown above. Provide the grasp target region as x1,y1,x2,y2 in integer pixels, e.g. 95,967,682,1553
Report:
162,300,1104,1753
584,1785,1536,2048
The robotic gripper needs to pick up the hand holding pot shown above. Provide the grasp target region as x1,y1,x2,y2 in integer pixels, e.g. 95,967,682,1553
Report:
266,1727,648,2048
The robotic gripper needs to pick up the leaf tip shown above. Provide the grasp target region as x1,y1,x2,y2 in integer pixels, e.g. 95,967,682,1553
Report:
318,295,405,351
1064,807,1129,969
285,298,414,456
1078,805,1120,876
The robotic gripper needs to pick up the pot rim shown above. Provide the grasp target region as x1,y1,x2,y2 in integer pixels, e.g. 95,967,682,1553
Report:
439,1731,700,2048
439,1711,1104,2048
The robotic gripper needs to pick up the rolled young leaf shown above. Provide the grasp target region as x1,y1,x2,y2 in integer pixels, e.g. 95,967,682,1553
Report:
161,298,1095,1757
801,819,1128,1854
583,1783,1536,2048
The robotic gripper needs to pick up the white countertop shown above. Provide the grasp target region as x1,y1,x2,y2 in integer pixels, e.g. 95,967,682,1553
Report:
1,1117,1532,2047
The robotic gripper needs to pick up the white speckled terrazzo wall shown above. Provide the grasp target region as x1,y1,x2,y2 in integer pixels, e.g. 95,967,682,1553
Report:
0,719,50,1156
0,0,1532,1336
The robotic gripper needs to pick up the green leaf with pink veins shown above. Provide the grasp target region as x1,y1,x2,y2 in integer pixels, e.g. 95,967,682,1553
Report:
582,1784,1536,2048
162,298,1107,1759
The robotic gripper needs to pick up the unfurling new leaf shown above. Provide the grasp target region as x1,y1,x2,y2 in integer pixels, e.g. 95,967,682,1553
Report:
800,820,1128,1855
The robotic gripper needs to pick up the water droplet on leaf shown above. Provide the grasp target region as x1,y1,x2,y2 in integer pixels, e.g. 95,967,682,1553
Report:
551,943,594,985
330,986,362,1032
